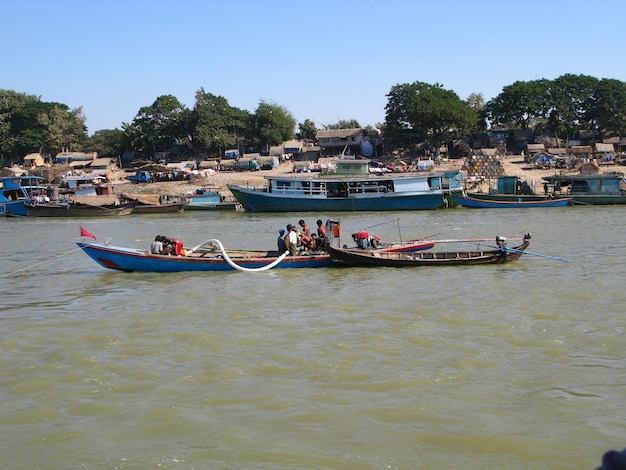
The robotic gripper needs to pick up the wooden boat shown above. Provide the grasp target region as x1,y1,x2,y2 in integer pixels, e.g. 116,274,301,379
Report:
327,234,532,267
227,159,463,212
76,222,435,273
455,194,572,208
25,200,134,217
131,202,185,214
466,176,550,202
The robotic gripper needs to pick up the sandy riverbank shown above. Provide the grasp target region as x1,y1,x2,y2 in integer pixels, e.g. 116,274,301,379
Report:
77,154,623,205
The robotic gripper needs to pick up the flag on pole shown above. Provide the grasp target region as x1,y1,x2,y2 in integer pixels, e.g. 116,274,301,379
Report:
80,226,96,240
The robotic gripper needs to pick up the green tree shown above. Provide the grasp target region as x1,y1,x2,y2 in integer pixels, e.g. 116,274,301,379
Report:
296,119,318,141
324,119,361,130
543,74,599,140
485,79,551,129
130,95,188,158
253,101,296,152
192,88,250,157
587,78,626,139
87,128,129,158
38,105,87,154
0,90,47,163
465,92,487,133
384,81,476,152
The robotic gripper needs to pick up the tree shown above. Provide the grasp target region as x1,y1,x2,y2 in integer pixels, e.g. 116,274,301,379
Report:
324,119,360,130
296,119,318,141
88,128,129,158
38,105,87,154
130,95,188,158
192,88,250,157
465,92,487,133
485,79,551,129
587,78,626,139
544,74,599,140
384,81,476,152
253,101,296,152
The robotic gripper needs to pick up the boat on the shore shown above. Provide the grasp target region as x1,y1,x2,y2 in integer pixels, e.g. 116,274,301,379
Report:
542,172,626,205
455,194,573,208
0,175,49,217
327,233,532,267
183,188,240,211
25,200,135,217
227,159,463,212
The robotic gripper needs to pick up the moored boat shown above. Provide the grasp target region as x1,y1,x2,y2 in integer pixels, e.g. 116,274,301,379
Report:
227,159,461,212
131,202,185,214
0,175,48,217
26,200,135,217
183,188,240,211
455,194,573,208
542,172,626,205
327,234,532,267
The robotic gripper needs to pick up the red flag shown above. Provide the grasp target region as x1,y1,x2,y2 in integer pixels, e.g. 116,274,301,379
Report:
80,226,96,240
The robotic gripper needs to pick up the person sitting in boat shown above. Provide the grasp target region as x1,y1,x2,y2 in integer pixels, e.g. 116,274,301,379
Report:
161,236,183,256
277,229,287,253
151,236,164,254
298,232,316,251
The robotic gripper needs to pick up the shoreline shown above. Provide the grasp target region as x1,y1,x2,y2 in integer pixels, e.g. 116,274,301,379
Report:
68,155,624,205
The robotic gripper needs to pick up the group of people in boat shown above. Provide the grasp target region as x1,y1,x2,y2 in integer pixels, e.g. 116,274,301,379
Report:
151,235,184,256
278,219,327,256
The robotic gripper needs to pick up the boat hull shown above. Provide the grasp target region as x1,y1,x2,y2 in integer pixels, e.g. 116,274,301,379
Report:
26,203,134,217
228,185,445,212
132,203,185,214
77,243,334,272
455,195,572,208
327,239,530,267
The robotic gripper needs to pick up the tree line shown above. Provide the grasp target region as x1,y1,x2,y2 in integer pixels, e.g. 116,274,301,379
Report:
1,74,624,166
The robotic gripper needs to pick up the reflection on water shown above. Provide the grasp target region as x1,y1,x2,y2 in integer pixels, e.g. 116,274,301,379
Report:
1,207,625,468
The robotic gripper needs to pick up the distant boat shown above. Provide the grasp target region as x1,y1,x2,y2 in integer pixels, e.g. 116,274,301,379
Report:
0,175,49,217
183,188,240,211
466,176,550,202
25,200,134,217
131,202,185,214
542,172,626,205
455,194,572,208
227,159,463,212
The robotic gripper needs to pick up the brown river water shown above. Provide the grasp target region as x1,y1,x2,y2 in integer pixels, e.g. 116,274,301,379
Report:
1,206,625,469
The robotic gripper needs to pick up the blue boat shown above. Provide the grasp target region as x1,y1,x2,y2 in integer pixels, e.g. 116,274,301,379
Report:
227,159,459,212
0,175,48,217
183,188,240,211
455,194,573,208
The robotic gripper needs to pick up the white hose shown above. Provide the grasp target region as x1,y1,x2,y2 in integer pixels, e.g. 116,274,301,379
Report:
188,239,289,272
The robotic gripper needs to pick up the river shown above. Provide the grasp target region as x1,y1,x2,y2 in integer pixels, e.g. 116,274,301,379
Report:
1,206,625,469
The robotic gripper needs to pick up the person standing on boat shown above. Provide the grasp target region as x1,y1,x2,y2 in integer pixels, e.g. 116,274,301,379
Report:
316,219,327,250
299,219,311,238
277,229,287,253
285,224,298,256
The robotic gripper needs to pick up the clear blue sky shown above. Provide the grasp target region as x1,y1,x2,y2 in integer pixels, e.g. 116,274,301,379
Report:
4,0,625,135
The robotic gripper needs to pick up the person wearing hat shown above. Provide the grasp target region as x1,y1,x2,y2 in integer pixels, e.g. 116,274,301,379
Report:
277,229,287,253
285,224,298,256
